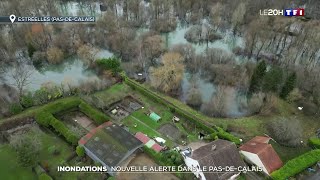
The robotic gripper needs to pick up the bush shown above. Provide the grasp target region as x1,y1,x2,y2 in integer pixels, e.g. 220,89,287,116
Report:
48,145,60,155
96,57,121,75
20,93,34,108
39,173,53,180
271,149,320,180
79,102,109,124
76,146,85,157
268,117,303,147
9,103,23,115
309,137,320,149
286,88,303,103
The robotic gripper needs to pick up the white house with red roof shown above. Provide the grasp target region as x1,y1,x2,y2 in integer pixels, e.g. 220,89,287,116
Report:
135,132,164,152
239,136,283,176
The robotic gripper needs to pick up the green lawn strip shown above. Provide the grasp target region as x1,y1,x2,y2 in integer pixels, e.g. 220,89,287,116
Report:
94,83,130,106
271,141,312,163
0,145,36,180
271,149,320,180
309,137,320,149
131,110,160,129
123,116,175,147
174,122,198,142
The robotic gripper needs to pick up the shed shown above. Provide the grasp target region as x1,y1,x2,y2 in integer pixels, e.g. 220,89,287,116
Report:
149,112,161,122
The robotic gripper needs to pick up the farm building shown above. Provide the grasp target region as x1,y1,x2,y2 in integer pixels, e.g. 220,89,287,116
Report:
78,122,143,176
181,139,245,180
239,136,283,176
149,112,161,122
135,132,164,152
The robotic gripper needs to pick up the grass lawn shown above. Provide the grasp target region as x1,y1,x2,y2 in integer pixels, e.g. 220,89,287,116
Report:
270,141,312,163
25,127,74,178
93,83,131,106
0,145,36,180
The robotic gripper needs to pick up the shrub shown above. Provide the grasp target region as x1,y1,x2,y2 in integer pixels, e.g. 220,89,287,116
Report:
96,57,121,75
76,146,85,157
286,88,303,103
309,137,320,149
46,47,64,64
33,88,49,105
39,173,53,180
79,102,109,124
20,93,34,108
48,145,60,155
268,117,303,147
271,149,320,180
9,103,23,115
10,134,41,168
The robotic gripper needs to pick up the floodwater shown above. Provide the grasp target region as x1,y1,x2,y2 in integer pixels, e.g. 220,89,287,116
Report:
56,1,248,117
4,49,113,91
4,1,247,117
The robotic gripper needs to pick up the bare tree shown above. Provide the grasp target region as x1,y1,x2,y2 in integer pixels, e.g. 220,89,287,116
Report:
10,64,33,98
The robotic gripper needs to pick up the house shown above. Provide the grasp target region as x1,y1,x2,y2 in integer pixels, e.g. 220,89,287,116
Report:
149,112,161,122
181,139,246,180
239,136,283,176
78,122,143,176
135,132,164,152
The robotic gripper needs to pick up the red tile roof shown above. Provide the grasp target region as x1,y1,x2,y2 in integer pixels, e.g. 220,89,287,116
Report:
135,132,163,152
240,136,283,174
151,143,163,152
135,132,151,144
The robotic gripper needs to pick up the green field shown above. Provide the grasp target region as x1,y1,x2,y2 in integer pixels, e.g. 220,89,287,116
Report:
0,145,36,180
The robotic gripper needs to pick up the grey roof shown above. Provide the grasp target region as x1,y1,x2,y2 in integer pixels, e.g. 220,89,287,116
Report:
84,123,143,167
191,139,245,180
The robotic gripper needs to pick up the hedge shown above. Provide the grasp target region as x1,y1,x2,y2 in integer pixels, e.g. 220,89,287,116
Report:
43,98,82,114
271,149,320,180
309,137,320,149
35,111,78,145
78,102,109,125
123,75,241,144
38,173,53,180
35,112,57,127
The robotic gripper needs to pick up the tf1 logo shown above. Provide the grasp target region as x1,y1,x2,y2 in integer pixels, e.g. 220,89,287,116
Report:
285,8,305,16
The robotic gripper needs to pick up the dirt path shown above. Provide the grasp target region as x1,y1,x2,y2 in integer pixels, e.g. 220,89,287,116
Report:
116,153,179,180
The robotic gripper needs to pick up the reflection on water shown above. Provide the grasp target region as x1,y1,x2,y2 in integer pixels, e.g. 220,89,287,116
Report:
181,73,215,103
5,49,113,91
